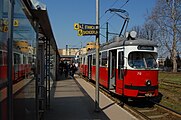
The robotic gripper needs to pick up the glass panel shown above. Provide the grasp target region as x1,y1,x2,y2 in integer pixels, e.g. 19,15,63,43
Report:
49,45,56,81
0,0,8,83
128,52,158,69
0,0,9,119
118,51,124,68
118,51,124,79
12,0,36,119
93,54,96,65
101,51,107,66
0,51,2,65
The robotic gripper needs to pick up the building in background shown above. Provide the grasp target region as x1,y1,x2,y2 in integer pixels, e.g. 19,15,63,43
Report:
86,42,96,51
58,42,96,56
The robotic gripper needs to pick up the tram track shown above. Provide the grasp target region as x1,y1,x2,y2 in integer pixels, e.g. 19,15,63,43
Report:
160,81,181,89
80,75,181,120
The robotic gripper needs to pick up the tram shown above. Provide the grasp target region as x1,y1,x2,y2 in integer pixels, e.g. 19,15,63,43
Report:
79,31,159,98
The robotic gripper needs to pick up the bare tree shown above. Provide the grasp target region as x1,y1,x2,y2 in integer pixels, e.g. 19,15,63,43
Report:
132,20,157,41
132,25,143,38
149,0,181,72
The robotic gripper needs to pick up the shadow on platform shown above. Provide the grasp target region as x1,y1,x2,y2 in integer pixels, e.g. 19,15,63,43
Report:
44,74,110,120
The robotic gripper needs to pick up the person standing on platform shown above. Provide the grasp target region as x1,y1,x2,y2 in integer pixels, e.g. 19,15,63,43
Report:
70,63,77,78
64,62,70,78
59,60,64,75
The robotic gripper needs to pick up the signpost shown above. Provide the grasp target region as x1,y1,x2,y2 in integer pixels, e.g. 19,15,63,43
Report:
74,15,100,112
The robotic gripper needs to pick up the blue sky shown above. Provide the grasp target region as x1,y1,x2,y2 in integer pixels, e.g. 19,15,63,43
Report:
42,0,156,49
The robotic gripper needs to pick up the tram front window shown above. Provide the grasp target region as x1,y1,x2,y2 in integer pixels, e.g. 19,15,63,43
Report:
128,52,157,69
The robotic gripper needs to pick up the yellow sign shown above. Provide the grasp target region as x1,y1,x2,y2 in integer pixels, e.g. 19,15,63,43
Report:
13,19,19,27
74,23,79,30
0,19,19,27
74,23,99,36
2,26,8,32
3,19,8,25
77,29,98,36
82,29,98,35
78,29,83,36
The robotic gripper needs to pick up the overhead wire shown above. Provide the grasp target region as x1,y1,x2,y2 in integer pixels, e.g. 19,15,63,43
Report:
99,0,119,20
100,0,130,28
79,0,130,47
99,0,130,44
80,0,121,46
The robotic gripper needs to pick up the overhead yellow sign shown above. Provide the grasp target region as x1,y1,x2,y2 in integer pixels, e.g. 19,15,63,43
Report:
2,26,8,32
74,23,79,30
78,29,83,36
74,23,99,36
13,19,19,27
78,29,98,36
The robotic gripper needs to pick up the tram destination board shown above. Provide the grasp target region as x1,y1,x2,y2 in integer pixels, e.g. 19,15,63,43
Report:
74,23,98,30
78,29,98,36
74,23,99,36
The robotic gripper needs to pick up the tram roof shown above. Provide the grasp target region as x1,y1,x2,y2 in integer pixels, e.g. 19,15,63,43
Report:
87,36,158,54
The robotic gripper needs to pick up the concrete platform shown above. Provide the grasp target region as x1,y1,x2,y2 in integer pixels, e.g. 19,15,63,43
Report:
44,74,138,120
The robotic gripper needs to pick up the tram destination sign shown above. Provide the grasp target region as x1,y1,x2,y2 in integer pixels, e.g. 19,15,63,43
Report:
74,23,99,36
74,23,98,30
78,29,98,36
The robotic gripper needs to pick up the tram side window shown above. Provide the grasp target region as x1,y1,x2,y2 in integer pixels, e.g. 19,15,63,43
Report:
99,52,101,65
93,54,96,65
101,51,107,66
28,56,32,64
23,55,26,64
118,51,124,80
4,52,7,65
83,57,85,65
0,51,2,65
80,58,82,64
14,53,21,64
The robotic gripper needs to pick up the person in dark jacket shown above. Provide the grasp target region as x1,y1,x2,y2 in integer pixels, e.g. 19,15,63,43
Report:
59,60,64,75
64,62,70,78
70,63,77,78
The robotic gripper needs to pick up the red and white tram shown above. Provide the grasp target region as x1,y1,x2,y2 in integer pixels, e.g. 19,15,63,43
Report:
0,49,32,84
79,32,158,98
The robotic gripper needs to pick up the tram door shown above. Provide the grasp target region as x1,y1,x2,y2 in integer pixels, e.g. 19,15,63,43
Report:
109,50,117,91
88,55,92,80
116,49,124,94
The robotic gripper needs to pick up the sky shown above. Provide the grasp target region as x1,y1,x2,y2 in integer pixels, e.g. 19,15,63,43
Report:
42,0,156,49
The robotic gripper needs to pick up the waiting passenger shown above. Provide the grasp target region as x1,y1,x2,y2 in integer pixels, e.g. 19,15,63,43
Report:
70,63,77,78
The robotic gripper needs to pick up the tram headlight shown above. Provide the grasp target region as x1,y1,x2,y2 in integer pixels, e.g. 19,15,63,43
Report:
130,31,137,39
146,80,151,86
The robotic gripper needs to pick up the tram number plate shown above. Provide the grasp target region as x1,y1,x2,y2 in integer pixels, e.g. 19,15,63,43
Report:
145,92,153,97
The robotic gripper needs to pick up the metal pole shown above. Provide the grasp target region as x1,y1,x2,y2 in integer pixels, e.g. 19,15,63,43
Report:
45,39,48,109
7,0,14,119
35,20,39,120
119,20,127,37
48,40,51,109
95,0,100,112
66,45,68,55
106,22,108,43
